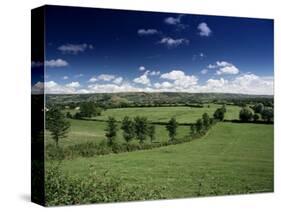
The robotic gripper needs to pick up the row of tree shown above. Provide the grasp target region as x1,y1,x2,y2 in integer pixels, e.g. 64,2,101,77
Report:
105,106,227,146
105,116,158,145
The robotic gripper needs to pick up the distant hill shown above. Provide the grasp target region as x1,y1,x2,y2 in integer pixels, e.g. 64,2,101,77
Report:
46,92,273,106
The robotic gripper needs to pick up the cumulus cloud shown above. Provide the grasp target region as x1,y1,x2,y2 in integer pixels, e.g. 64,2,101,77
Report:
113,77,123,84
198,22,212,37
137,29,159,35
206,61,240,75
62,76,69,80
37,69,273,95
43,81,76,94
150,70,161,76
196,74,273,95
66,82,80,88
216,65,239,75
164,15,185,29
88,83,141,93
133,72,151,85
201,69,208,74
98,74,115,81
159,37,189,47
139,66,146,71
45,59,68,67
88,77,97,83
160,70,198,90
58,43,94,54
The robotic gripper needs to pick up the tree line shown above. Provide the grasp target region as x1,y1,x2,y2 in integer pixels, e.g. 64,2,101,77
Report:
239,103,273,123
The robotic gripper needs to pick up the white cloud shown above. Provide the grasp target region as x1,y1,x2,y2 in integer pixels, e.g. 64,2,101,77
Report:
133,72,151,85
216,61,231,67
150,70,161,76
113,77,123,84
164,15,185,28
154,81,173,89
88,77,97,83
196,74,273,95
160,70,198,90
216,65,239,75
38,70,273,95
198,22,212,37
138,29,158,35
207,61,240,75
45,59,68,67
66,82,80,88
201,69,208,74
58,43,93,54
159,37,189,47
207,64,217,69
62,76,69,80
139,66,146,71
88,83,141,93
98,74,115,81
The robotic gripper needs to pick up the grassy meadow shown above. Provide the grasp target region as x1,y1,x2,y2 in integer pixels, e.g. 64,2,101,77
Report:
51,122,273,197
91,104,240,123
44,102,274,204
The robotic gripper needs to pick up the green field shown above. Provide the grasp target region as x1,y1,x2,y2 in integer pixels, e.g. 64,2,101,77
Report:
58,122,273,197
47,104,242,147
46,119,190,147
92,104,241,124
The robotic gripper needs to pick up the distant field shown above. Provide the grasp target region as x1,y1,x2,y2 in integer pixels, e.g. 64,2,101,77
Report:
91,104,241,124
60,122,273,197
45,119,190,147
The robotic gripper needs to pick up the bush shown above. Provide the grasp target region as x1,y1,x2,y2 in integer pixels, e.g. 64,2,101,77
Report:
253,113,261,122
45,163,166,206
239,107,253,122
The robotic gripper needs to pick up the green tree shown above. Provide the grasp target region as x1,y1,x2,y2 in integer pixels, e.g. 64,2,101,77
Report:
134,116,148,143
105,117,118,146
166,117,178,142
195,118,203,133
147,124,156,142
190,124,196,135
239,107,253,122
253,113,261,122
261,108,273,122
66,111,72,119
213,108,225,121
73,112,82,119
253,103,264,114
46,107,70,146
80,102,102,118
202,113,210,129
121,116,135,142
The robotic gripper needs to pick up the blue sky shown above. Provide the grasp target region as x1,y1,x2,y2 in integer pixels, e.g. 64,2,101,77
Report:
32,5,274,95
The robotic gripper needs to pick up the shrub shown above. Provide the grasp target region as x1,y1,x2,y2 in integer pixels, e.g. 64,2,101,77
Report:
213,108,225,121
134,116,148,143
166,117,178,142
45,163,166,206
239,107,253,122
121,116,135,142
105,117,118,146
253,113,261,122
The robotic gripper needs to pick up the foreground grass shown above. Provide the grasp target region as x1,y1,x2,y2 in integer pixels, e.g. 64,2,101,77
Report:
59,122,273,198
